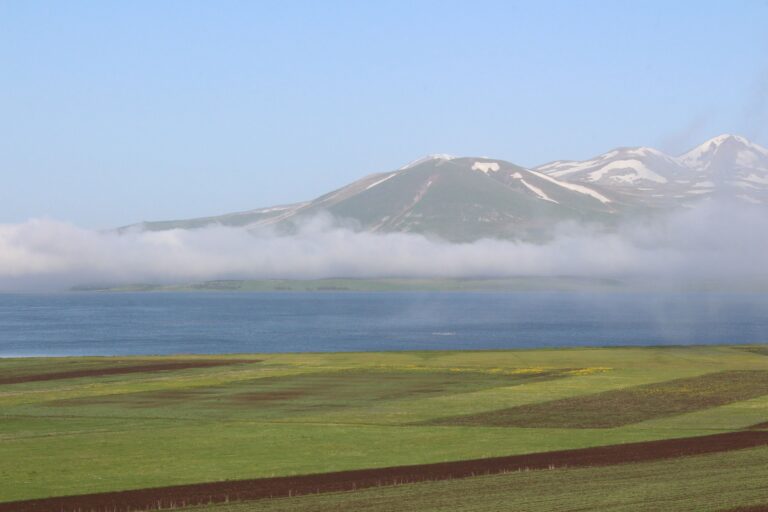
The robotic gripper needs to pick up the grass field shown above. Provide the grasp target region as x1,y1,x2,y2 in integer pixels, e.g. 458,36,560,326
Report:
1,345,767,510
426,370,768,428
193,445,768,512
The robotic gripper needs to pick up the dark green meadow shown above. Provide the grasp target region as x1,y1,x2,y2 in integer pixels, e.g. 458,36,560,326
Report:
426,370,768,428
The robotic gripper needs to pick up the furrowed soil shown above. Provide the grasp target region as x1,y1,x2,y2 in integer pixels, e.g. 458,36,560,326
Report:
1,430,766,512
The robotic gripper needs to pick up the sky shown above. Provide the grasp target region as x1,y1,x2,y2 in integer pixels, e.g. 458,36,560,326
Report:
2,0,768,228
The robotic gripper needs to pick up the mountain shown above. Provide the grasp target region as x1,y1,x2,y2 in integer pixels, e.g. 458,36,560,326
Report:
535,134,768,207
134,155,616,242
129,134,768,242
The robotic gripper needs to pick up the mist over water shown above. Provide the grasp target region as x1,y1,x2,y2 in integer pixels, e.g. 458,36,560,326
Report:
1,291,767,357
0,201,766,292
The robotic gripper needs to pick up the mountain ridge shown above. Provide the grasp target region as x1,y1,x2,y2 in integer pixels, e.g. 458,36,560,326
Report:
128,134,768,242
535,134,768,207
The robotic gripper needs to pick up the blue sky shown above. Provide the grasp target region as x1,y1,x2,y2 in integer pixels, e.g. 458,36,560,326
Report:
2,0,767,227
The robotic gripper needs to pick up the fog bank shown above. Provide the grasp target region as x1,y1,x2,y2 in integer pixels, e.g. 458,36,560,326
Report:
1,202,766,291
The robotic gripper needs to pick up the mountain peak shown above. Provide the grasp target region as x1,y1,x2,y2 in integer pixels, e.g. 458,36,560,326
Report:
681,133,758,154
398,153,457,170
679,134,768,169
701,133,752,148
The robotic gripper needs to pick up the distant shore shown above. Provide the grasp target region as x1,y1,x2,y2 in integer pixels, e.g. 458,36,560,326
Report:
70,276,768,293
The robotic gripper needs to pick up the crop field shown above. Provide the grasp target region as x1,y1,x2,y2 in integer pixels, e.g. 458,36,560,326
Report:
0,345,767,511
426,370,768,428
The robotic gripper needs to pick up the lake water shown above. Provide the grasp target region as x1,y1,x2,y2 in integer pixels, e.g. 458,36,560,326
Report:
1,291,767,357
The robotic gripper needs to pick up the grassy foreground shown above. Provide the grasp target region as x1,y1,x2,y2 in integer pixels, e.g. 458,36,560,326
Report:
0,345,767,507
195,445,768,512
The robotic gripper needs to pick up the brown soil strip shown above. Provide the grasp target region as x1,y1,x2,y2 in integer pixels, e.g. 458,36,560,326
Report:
720,506,768,512
0,360,262,385
1,430,767,512
232,389,310,402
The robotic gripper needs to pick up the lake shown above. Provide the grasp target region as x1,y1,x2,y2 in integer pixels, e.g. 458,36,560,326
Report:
1,291,767,357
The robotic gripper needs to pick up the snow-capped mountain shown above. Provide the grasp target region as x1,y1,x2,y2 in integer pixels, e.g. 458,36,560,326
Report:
132,155,616,242
129,135,767,242
535,134,768,206
678,134,768,204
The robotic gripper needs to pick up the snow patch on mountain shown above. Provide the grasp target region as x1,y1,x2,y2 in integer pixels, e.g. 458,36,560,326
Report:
399,154,456,170
365,173,397,190
520,179,559,203
529,170,613,204
472,162,500,173
738,194,761,204
586,160,668,184
251,205,295,213
743,173,768,185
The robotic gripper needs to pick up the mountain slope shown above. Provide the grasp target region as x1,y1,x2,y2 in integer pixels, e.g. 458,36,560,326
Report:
297,156,616,241
132,203,307,232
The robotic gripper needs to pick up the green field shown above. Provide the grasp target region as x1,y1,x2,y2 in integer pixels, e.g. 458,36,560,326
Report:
426,370,768,428
195,445,768,512
1,345,767,510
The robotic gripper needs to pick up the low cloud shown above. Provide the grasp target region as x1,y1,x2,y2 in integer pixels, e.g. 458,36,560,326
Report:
1,202,767,291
